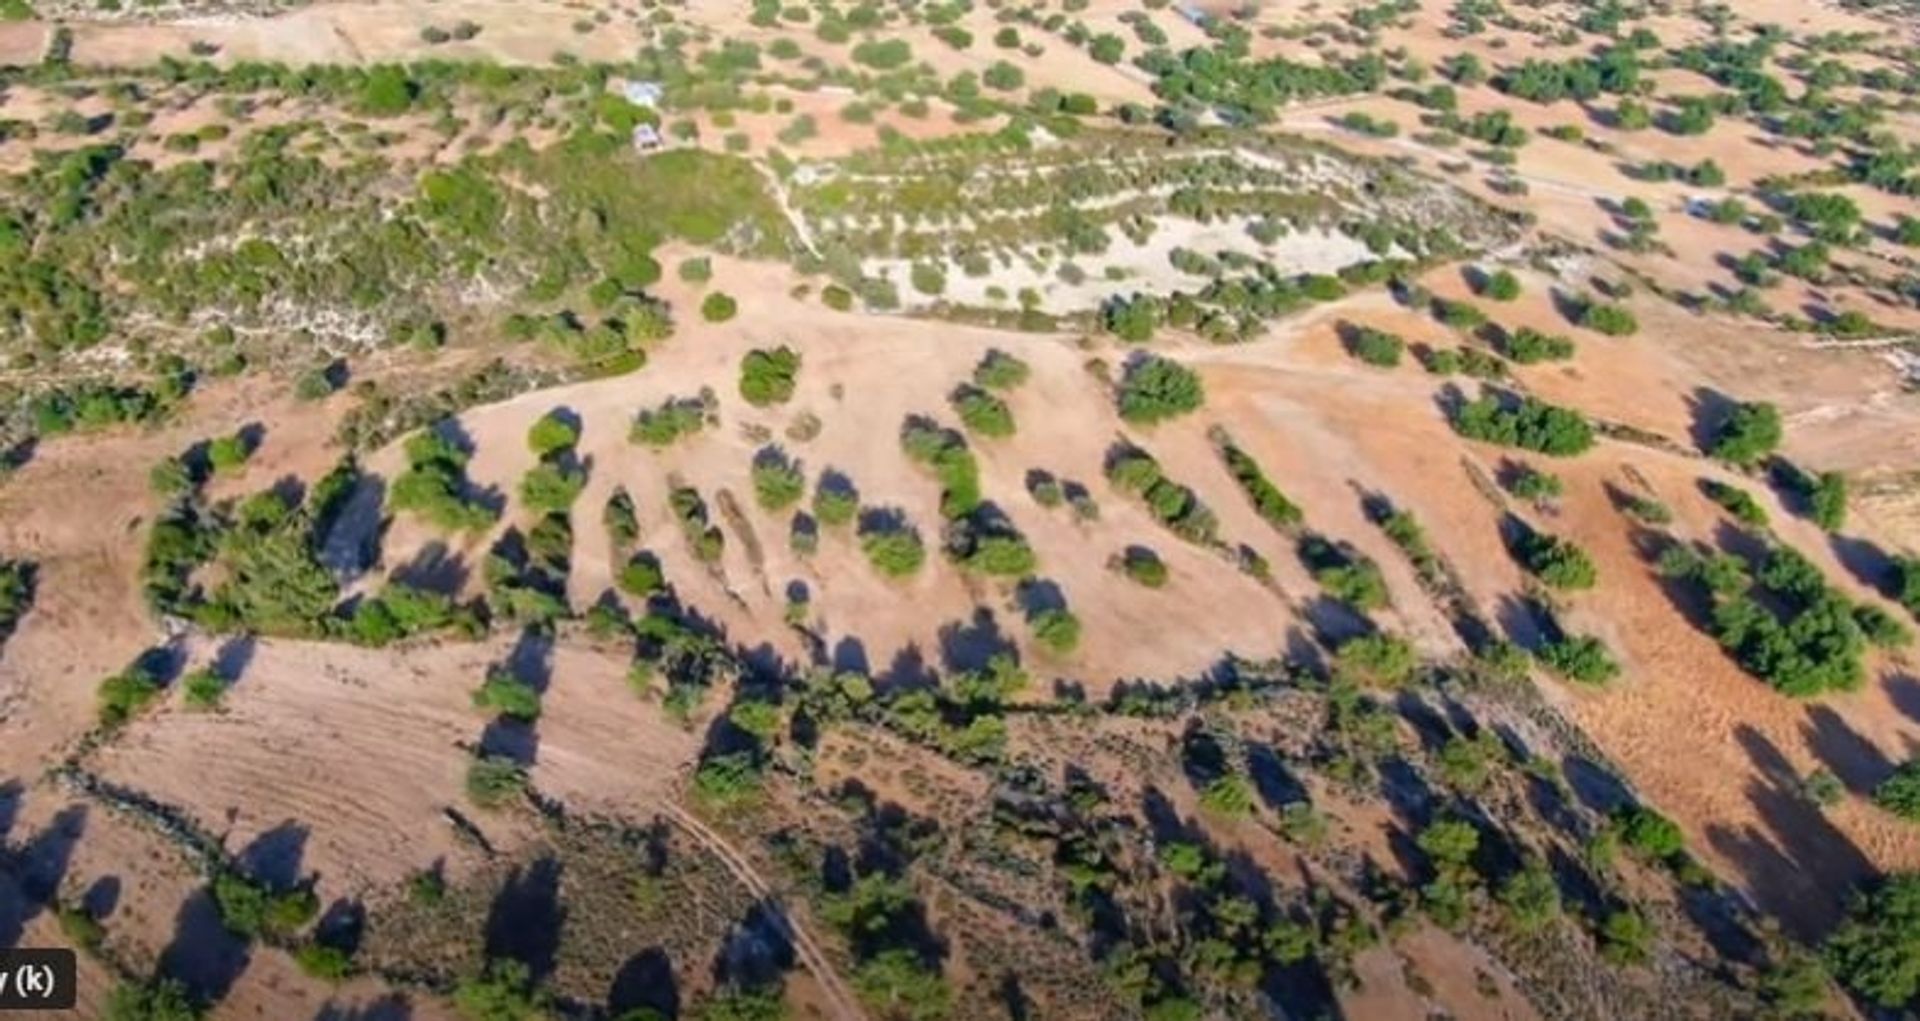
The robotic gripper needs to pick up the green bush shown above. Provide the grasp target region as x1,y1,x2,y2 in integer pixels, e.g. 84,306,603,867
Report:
860,522,926,578
1517,531,1598,590
1877,760,1920,821
518,462,586,515
1030,607,1082,654
472,670,541,722
1536,634,1619,683
1704,479,1768,526
1122,547,1168,588
973,349,1031,390
630,396,707,447
98,662,162,728
1710,401,1782,466
526,413,579,458
390,429,499,533
294,943,353,982
1828,873,1920,1007
1452,392,1593,456
701,292,738,322
751,449,806,510
1118,355,1204,425
1482,269,1522,300
1579,300,1639,336
1502,327,1575,364
1336,632,1417,685
1346,325,1405,367
465,753,528,809
739,347,801,406
813,476,859,527
1214,439,1302,530
182,668,225,710
951,385,1014,438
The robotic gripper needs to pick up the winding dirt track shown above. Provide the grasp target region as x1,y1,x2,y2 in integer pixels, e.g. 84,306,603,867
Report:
662,801,867,1021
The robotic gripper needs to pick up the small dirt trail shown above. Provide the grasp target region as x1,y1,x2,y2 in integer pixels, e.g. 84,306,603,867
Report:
662,801,867,1021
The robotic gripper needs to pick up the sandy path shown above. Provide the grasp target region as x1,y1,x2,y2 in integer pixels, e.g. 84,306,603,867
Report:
664,802,866,1021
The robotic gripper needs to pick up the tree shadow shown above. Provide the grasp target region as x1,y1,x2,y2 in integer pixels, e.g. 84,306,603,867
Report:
1800,704,1895,794
213,635,255,687
312,994,414,1021
710,899,795,991
156,887,251,1007
391,541,471,596
484,856,565,984
876,642,937,694
499,627,555,694
0,804,86,949
1828,533,1901,599
1887,674,1920,728
1685,386,1737,454
937,607,1015,672
1711,724,1877,939
1246,742,1307,809
829,636,870,675
229,822,307,895
609,946,679,1020
82,875,120,921
1560,756,1634,816
479,719,540,768
319,473,387,580
311,897,365,960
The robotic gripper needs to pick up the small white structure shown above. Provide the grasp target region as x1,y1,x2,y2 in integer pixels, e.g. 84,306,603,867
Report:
631,124,663,151
621,80,664,107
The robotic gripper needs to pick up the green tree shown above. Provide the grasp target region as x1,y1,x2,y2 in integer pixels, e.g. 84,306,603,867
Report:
1118,356,1204,424
1710,401,1782,466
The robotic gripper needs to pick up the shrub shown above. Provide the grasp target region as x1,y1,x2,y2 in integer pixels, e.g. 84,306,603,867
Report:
1578,300,1638,336
605,487,640,548
472,671,541,722
973,349,1030,390
98,662,162,728
182,668,225,710
1498,863,1561,932
1502,327,1575,364
518,462,586,515
751,449,806,510
1336,632,1417,686
1828,873,1920,1007
391,428,498,533
861,523,926,578
1452,392,1593,456
1482,269,1522,300
951,385,1015,438
630,396,707,447
526,413,579,458
1810,470,1847,530
1346,325,1405,367
207,434,251,474
1536,634,1619,683
1617,805,1685,859
813,477,859,528
1704,479,1768,526
465,753,528,808
739,347,801,406
1517,532,1598,590
1601,908,1654,966
1219,440,1302,530
1030,607,1081,654
1509,466,1563,500
910,262,948,295
1118,355,1204,424
1122,547,1168,588
1710,401,1782,466
679,257,712,283
1877,760,1920,821
295,943,353,982
701,292,738,322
